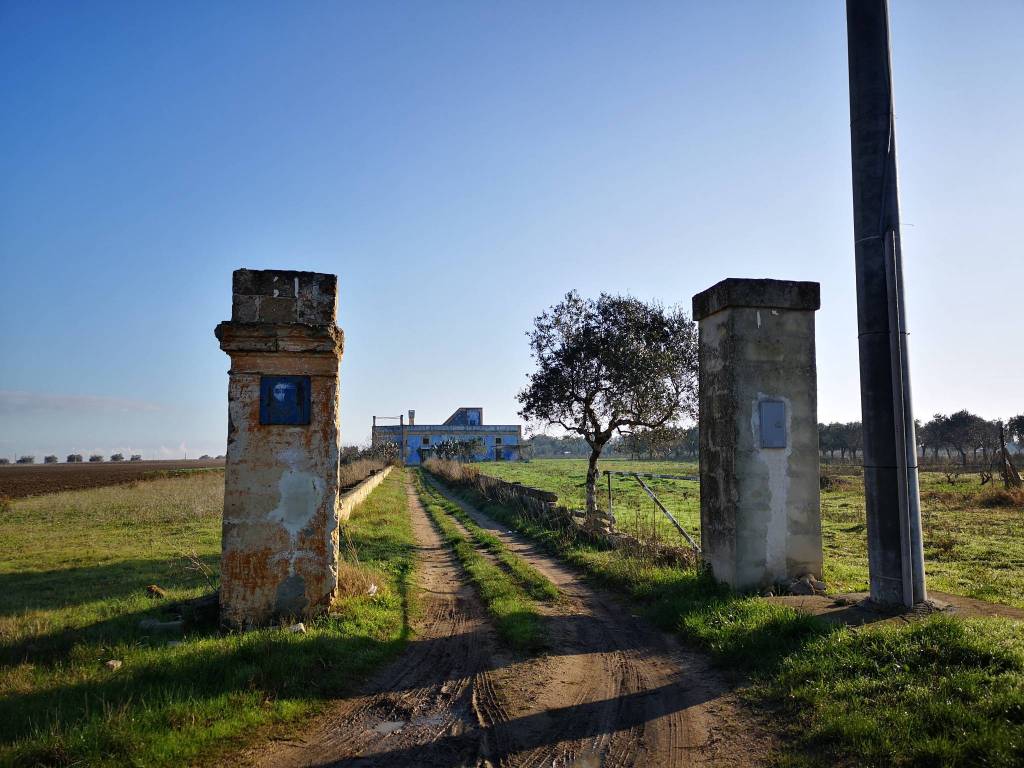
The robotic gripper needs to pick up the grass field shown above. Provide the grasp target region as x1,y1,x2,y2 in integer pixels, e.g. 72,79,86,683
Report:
479,458,1024,607
428,467,1024,767
0,469,414,767
481,458,701,546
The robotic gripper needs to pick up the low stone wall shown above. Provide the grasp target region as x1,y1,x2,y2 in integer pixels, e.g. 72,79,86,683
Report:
422,460,696,568
338,466,393,521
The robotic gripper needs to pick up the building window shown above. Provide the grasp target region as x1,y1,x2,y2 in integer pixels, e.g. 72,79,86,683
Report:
495,437,502,445
422,436,430,445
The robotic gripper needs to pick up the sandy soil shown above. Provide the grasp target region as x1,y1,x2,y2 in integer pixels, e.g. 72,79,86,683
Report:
770,590,1024,624
249,476,770,767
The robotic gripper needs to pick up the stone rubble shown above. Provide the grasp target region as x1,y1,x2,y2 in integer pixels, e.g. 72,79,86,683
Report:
787,573,828,596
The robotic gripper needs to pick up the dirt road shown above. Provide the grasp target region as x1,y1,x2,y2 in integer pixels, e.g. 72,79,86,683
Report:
253,476,769,767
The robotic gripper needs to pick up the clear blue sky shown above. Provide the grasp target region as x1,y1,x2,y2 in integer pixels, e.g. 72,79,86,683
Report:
1,1,1021,460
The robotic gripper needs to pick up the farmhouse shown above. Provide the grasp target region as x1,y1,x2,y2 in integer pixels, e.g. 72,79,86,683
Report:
371,407,523,466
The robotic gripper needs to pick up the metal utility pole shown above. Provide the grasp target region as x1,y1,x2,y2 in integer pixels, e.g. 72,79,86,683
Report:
846,0,926,606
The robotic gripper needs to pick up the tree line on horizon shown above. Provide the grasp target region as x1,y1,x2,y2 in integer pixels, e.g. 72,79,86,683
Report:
524,412,1024,466
1,453,223,465
821,412,1023,465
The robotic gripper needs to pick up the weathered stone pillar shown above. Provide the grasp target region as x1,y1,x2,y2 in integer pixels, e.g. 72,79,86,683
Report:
692,278,822,591
215,269,344,629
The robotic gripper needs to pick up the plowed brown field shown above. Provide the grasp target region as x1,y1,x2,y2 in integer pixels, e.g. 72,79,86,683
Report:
0,459,224,498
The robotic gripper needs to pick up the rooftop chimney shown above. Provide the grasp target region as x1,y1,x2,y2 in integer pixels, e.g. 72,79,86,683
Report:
408,409,415,426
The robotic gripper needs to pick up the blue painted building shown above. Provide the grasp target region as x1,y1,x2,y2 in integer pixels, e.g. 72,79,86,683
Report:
371,407,523,466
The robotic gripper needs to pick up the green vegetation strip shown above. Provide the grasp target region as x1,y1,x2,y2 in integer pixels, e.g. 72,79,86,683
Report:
414,474,546,652
0,469,415,768
419,472,559,603
427,469,1024,768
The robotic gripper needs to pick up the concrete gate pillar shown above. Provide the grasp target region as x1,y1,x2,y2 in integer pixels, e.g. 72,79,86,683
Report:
692,278,822,591
215,269,344,629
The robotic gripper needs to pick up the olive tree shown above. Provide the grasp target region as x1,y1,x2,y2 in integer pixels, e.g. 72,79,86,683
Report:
1005,415,1024,448
434,438,484,462
939,410,989,466
518,291,697,519
367,441,399,464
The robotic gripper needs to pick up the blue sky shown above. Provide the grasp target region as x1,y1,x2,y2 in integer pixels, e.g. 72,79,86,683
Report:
1,1,1021,459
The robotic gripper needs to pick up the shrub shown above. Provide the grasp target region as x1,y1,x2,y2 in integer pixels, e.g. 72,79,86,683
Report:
367,441,400,465
0,458,9,465
434,438,485,462
43,455,58,464
130,454,142,462
66,454,83,463
88,454,103,462
110,453,125,462
978,487,1024,508
339,445,361,463
16,456,35,465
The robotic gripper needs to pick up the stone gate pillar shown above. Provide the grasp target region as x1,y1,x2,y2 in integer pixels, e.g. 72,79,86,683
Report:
692,278,822,591
215,269,344,628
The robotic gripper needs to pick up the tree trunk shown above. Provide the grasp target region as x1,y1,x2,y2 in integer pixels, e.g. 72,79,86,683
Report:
585,447,602,518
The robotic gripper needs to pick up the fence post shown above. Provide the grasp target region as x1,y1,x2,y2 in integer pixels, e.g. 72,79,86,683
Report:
606,471,614,524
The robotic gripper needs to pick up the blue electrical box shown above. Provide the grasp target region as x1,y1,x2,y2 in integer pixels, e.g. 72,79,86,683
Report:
259,375,311,425
759,400,786,448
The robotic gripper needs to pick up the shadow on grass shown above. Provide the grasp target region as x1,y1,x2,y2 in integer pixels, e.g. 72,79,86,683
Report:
2,570,416,762
0,622,410,756
0,555,220,617
0,592,219,668
3,472,416,765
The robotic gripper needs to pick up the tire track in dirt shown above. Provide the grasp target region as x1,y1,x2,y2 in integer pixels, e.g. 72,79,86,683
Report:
251,475,771,767
249,480,501,767
420,474,771,768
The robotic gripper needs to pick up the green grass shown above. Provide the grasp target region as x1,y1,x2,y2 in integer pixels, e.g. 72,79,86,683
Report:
420,473,559,603
428,467,1024,768
770,615,1024,767
0,468,415,767
819,472,1024,605
414,474,546,651
482,458,700,549
481,458,1024,608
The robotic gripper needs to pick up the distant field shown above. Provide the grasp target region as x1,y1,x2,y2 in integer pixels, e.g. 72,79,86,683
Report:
0,459,225,498
480,458,1024,608
481,458,701,547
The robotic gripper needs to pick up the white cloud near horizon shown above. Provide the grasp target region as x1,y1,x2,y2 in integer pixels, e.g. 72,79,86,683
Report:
0,390,163,414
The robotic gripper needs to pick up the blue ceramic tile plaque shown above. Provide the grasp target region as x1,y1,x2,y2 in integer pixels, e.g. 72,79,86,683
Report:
259,375,311,425
759,400,786,448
